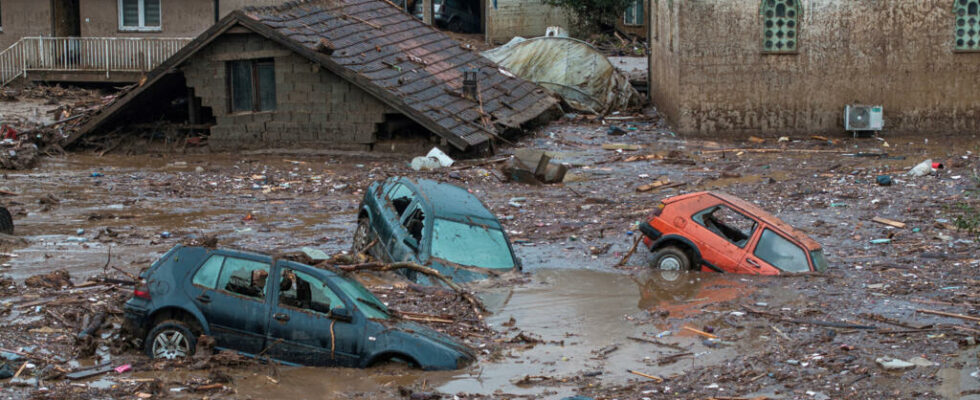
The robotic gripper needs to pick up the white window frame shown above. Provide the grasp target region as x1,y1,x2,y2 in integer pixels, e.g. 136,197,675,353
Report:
623,0,643,26
118,0,162,32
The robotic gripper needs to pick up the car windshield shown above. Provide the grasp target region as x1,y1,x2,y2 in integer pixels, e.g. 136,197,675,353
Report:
810,249,828,272
331,277,389,320
431,218,515,269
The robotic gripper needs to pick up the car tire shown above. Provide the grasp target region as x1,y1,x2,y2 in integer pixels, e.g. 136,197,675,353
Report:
447,17,462,32
0,207,13,235
651,246,691,271
146,320,197,360
352,218,373,255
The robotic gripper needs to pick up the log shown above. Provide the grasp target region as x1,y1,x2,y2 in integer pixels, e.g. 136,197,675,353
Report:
916,308,980,322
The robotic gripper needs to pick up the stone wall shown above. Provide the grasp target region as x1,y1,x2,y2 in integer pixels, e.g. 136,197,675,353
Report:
651,0,980,136
180,32,393,150
486,0,570,43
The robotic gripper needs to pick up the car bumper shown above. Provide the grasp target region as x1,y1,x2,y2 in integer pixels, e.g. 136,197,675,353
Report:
123,300,150,338
639,221,662,241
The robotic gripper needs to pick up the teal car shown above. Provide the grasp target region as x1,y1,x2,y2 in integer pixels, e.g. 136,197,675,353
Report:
353,177,521,284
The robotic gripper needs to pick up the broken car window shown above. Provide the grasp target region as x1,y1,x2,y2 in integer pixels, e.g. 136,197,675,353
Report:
431,218,514,269
403,206,425,243
693,206,757,247
278,268,343,315
754,229,809,273
387,183,415,217
192,255,225,289
215,257,270,300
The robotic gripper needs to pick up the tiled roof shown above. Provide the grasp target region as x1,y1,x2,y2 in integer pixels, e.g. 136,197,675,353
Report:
243,0,560,150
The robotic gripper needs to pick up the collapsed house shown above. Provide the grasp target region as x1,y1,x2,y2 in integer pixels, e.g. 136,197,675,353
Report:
74,0,561,154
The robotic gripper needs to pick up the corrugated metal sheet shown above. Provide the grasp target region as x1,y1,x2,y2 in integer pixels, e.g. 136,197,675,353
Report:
244,0,560,150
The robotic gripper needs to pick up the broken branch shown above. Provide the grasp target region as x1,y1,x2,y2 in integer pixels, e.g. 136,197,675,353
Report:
337,262,486,318
626,369,663,382
916,308,980,323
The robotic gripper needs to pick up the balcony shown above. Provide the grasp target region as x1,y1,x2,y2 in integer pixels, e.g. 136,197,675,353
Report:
0,37,193,86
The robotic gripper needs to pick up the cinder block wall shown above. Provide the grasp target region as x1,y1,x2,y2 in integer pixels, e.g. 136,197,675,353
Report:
486,0,570,43
181,32,393,150
651,0,980,136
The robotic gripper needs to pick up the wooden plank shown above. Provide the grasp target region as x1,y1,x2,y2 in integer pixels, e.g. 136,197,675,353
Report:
872,217,906,229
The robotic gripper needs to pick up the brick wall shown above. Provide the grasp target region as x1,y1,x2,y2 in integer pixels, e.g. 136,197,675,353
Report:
180,32,393,150
650,0,980,136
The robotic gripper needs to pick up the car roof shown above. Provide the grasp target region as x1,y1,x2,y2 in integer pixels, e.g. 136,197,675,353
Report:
185,246,341,278
670,191,822,251
397,177,501,227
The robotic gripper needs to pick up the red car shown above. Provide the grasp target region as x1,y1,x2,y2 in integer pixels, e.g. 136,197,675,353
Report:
639,191,827,275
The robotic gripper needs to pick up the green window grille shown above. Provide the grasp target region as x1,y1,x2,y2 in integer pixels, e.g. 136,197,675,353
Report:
761,0,800,53
955,0,980,51
624,0,644,26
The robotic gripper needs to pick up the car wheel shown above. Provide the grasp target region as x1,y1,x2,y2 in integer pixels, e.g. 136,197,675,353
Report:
651,246,691,272
146,320,197,360
447,17,462,32
0,207,13,235
352,218,373,255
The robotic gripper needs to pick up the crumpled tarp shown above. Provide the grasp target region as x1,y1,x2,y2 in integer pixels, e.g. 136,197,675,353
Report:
482,36,642,115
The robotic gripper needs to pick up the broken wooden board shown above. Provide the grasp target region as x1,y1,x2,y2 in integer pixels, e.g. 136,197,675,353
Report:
636,179,670,192
872,217,906,229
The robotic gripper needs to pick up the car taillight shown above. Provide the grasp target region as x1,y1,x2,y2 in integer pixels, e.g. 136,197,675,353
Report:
134,280,151,299
648,202,665,219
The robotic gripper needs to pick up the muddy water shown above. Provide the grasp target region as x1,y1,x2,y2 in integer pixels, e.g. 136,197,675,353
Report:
215,269,750,398
1,154,361,280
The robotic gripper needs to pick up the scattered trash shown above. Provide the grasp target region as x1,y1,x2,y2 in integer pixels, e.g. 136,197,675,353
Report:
869,238,892,244
410,147,455,171
908,159,944,177
876,175,892,186
876,357,916,371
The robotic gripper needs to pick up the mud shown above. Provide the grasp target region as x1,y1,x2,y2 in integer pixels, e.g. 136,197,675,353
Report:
0,100,978,398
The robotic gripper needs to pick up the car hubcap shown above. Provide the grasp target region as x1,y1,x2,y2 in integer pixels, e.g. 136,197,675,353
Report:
659,256,682,271
152,330,189,359
353,222,369,251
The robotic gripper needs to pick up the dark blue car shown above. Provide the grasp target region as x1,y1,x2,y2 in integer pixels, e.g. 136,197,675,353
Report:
353,177,520,284
124,245,474,370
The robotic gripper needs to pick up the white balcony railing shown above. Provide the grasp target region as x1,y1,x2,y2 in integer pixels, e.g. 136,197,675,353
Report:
0,37,193,86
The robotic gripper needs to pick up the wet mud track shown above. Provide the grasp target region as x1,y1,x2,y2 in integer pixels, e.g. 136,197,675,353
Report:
0,115,979,399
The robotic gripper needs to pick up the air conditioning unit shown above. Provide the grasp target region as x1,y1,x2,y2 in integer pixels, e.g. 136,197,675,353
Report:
844,105,884,133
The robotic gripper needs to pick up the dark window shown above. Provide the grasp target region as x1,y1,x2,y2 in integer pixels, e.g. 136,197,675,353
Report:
693,205,757,248
228,59,276,113
761,0,800,53
119,0,161,29
955,0,980,51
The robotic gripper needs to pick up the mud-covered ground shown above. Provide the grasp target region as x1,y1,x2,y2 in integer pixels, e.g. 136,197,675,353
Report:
0,94,979,399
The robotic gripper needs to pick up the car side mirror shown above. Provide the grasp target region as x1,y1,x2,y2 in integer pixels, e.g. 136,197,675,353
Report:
403,237,419,251
330,307,353,322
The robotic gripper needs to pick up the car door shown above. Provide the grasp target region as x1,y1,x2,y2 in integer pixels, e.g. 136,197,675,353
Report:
266,263,363,367
187,252,272,354
687,203,759,273
742,227,811,274
374,181,418,262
